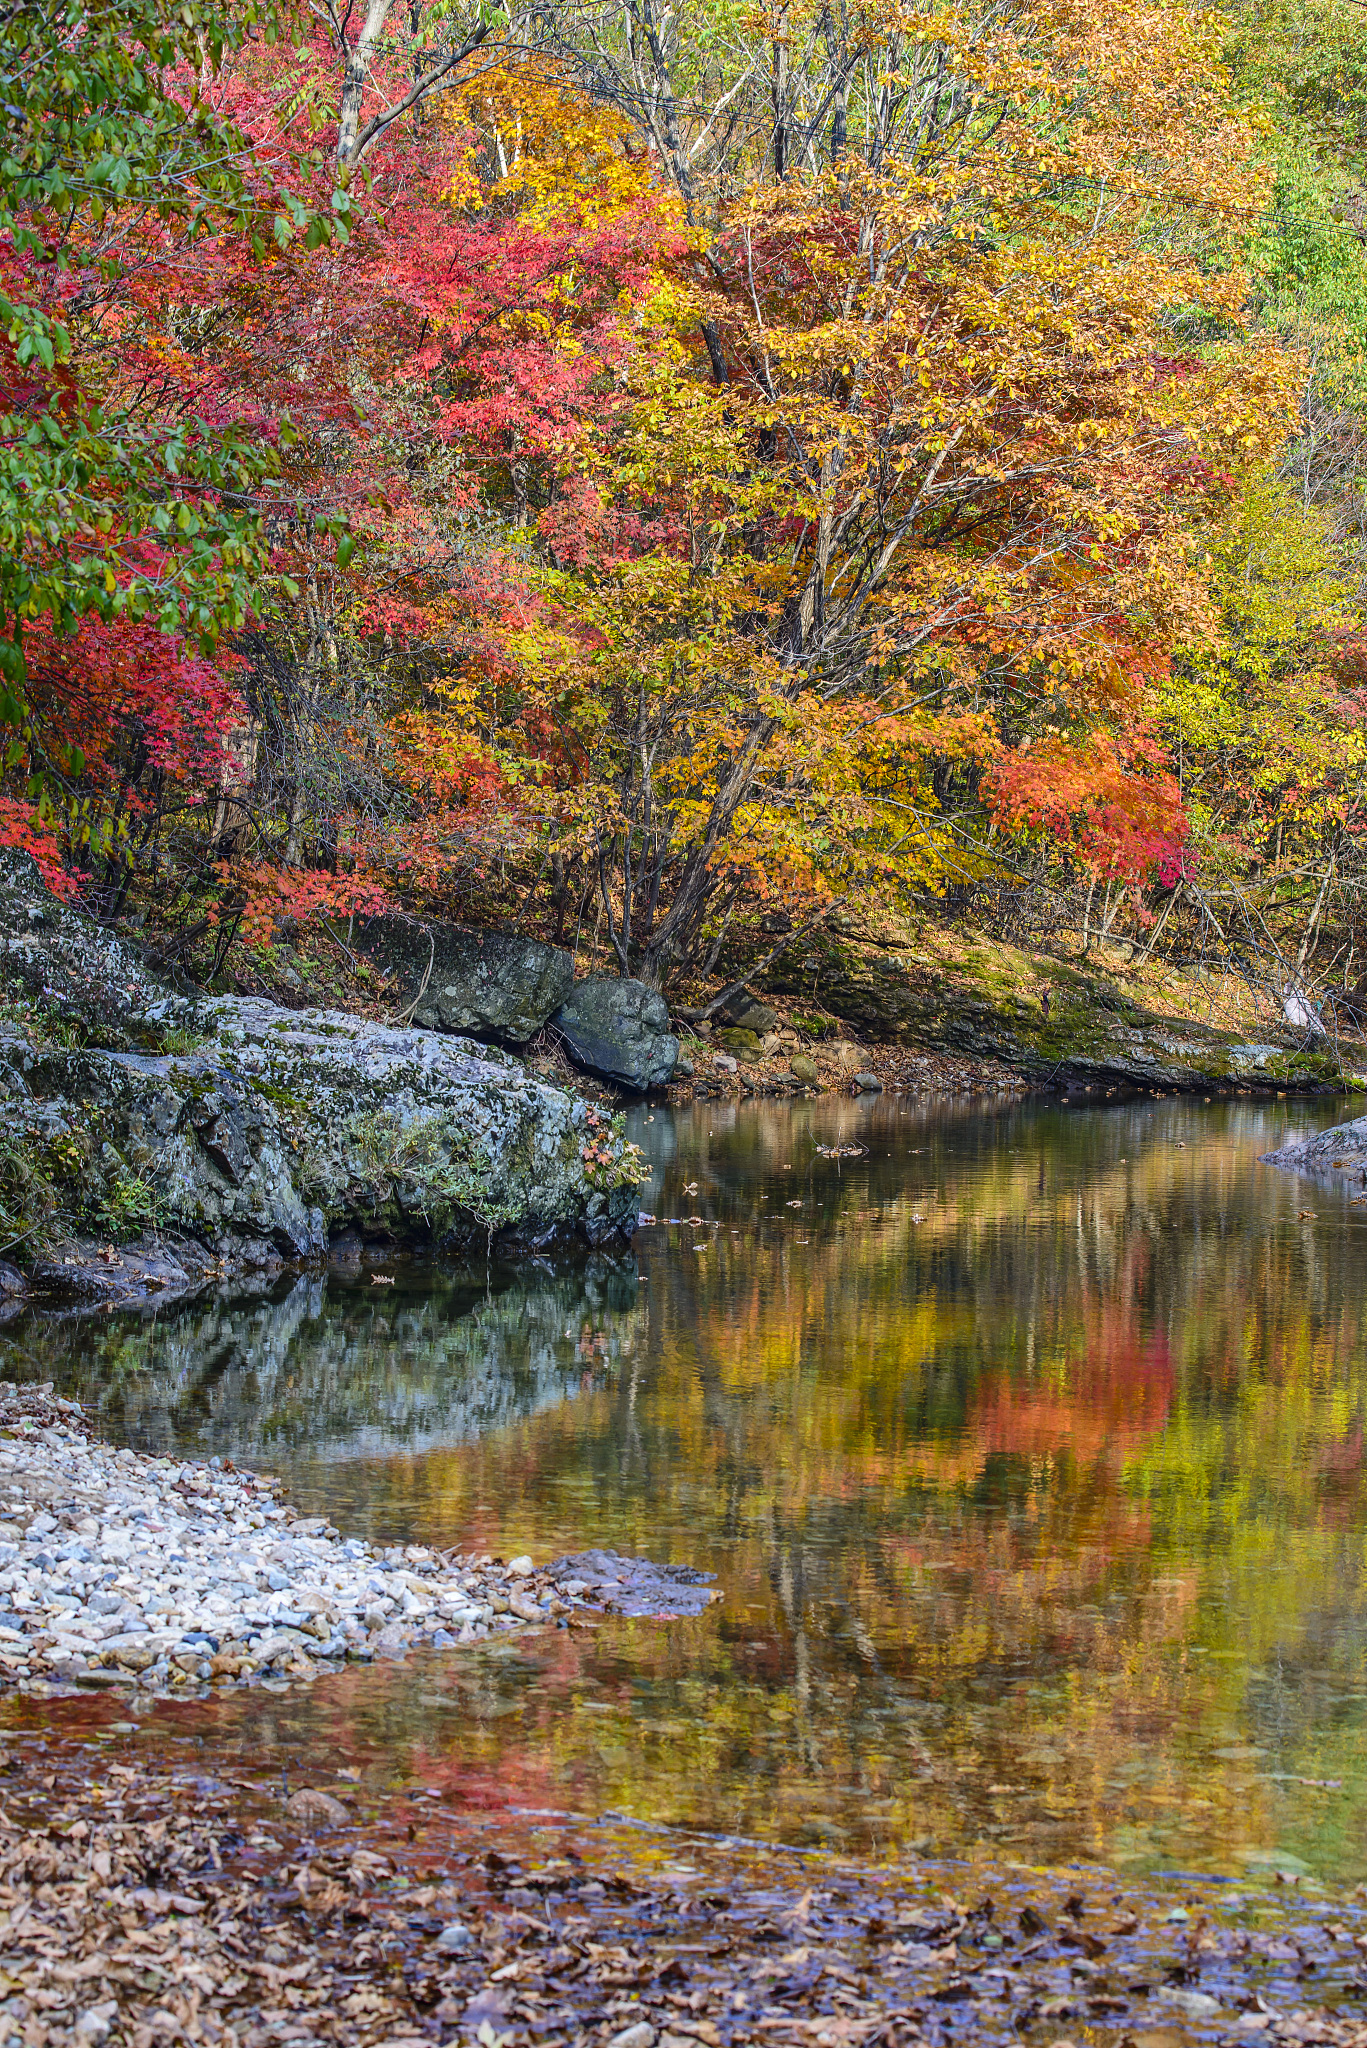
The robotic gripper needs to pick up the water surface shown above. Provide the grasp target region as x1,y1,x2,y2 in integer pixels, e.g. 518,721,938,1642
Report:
9,1089,1367,1882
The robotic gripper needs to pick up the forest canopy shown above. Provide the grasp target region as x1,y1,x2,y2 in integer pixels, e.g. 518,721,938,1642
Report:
2,0,1364,1001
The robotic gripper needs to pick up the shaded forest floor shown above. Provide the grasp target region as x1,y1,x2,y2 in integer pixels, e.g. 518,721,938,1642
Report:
2,1701,1367,2048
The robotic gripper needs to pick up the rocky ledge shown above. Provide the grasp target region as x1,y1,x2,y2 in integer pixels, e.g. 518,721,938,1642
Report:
1260,1113,1367,1188
0,1383,714,1694
0,853,643,1294
749,918,1348,1093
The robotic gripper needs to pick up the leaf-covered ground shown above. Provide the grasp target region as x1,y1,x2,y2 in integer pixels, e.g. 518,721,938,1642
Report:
3,1718,1367,2048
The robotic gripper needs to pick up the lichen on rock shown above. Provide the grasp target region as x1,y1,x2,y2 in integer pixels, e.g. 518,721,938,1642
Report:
0,854,642,1287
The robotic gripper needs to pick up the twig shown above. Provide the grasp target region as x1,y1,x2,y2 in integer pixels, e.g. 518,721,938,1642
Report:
0,1222,44,1258
391,926,435,1027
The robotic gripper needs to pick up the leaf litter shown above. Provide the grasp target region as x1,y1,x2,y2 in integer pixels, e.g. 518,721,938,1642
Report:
1,1723,1367,2048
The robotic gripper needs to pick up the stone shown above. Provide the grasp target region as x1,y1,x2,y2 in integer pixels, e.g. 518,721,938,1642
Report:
0,1382,676,1696
715,992,781,1034
712,1054,738,1075
110,1644,154,1672
552,978,678,1092
715,1028,762,1062
354,915,573,1045
608,2027,657,2048
1263,1114,1367,1183
0,858,642,1279
434,1919,474,1953
0,848,174,1028
853,1071,884,1092
1163,1989,1222,2020
789,1055,819,1085
285,1786,350,1827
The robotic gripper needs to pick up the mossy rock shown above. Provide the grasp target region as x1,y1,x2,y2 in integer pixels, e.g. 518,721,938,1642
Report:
753,925,1340,1092
716,1027,764,1062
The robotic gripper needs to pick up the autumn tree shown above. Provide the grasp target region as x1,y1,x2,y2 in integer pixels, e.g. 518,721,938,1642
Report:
478,0,1291,987
0,0,1343,1013
0,0,324,884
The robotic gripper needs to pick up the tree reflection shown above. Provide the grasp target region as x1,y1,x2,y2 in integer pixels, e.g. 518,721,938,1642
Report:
10,1093,1367,1879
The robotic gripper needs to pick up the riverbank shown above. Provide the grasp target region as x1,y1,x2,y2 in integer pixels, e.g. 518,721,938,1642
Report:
655,1009,1354,1108
0,1384,710,1696
673,915,1358,1099
3,1710,1367,2048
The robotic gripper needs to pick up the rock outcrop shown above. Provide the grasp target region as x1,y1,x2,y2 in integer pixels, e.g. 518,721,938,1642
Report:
353,915,573,1045
0,850,175,1025
0,855,642,1285
755,922,1343,1091
1260,1114,1367,1187
552,976,678,1092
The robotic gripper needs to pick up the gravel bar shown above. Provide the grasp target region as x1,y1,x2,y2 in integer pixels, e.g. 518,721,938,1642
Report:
0,1381,589,1694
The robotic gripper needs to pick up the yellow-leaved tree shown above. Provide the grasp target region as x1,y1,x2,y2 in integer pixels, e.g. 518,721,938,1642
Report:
459,0,1303,986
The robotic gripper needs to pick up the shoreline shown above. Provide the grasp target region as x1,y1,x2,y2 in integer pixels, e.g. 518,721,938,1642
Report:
661,1029,1349,1106
2,1715,1367,2047
6,1313,1367,2043
8,1051,1353,1313
0,1383,710,1699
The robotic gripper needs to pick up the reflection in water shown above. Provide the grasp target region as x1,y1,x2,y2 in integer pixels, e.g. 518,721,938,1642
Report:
7,1256,643,1467
8,1089,1367,1882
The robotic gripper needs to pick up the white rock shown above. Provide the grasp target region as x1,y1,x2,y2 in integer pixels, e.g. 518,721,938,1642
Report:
434,1919,474,1952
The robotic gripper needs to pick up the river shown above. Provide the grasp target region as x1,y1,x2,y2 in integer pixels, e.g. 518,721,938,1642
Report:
6,1089,1367,1884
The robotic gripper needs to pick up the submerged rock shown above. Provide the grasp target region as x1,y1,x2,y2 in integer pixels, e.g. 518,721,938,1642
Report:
354,915,573,1045
545,1548,718,1617
553,976,679,1092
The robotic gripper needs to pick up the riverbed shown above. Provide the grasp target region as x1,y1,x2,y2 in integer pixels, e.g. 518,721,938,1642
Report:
5,1089,1367,1886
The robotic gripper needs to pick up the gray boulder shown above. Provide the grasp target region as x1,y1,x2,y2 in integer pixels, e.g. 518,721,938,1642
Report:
0,997,641,1266
716,991,781,1034
355,915,572,1045
552,977,679,1092
0,859,644,1279
1261,1114,1367,1187
0,848,175,1024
